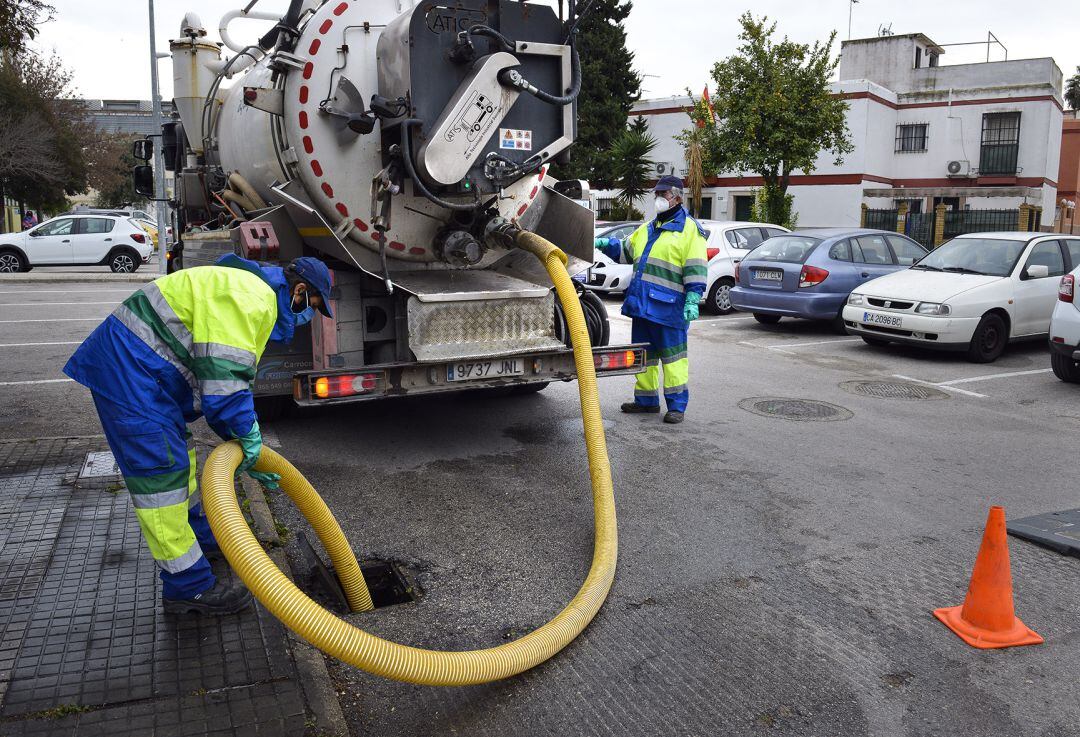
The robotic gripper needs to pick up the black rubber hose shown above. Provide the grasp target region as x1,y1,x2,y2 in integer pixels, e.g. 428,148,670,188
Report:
516,44,581,107
258,0,304,50
399,120,480,212
466,24,516,52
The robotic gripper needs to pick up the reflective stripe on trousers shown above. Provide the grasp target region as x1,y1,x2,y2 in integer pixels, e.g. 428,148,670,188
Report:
630,318,690,412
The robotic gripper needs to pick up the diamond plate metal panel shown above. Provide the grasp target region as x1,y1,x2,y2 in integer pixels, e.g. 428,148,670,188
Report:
407,293,563,362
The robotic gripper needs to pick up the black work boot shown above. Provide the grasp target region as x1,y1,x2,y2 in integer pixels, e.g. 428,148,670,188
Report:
663,410,685,424
163,579,253,616
621,402,660,414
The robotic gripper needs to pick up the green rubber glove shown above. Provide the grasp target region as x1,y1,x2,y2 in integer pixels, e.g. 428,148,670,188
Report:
235,421,263,475
683,291,702,322
249,470,281,491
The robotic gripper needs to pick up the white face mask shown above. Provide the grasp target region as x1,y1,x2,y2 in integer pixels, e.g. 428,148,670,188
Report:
654,197,672,214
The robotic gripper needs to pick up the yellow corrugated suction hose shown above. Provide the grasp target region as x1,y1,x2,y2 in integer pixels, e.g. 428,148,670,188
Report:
202,229,617,685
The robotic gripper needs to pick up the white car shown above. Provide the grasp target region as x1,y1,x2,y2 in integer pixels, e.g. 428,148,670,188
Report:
844,232,1080,363
580,221,639,294
0,214,155,274
1048,251,1080,381
698,220,789,314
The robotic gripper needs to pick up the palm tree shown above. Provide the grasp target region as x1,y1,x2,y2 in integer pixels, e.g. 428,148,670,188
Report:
1067,66,1080,111
610,127,657,219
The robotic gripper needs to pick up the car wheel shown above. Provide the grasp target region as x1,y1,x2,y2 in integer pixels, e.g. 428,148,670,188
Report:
753,313,781,325
1050,351,1080,383
706,278,735,315
109,250,139,273
0,250,25,273
830,307,848,335
861,336,890,347
966,313,1007,363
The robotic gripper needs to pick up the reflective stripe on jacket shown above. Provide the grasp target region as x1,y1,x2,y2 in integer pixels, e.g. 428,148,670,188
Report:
65,259,283,440
621,207,709,329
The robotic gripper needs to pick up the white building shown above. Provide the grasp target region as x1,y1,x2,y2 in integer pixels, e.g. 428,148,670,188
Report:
608,33,1064,231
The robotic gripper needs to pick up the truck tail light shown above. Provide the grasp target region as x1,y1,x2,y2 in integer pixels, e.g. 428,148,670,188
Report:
799,265,829,288
594,349,640,371
310,372,383,399
706,247,720,260
1059,274,1074,303
130,233,146,244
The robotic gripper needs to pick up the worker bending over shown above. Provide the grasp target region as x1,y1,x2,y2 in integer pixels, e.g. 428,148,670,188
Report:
64,254,333,614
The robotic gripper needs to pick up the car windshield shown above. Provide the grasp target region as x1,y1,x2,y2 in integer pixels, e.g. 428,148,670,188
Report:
743,235,821,264
913,238,1026,277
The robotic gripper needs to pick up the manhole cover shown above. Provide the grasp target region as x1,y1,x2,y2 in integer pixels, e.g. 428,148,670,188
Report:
840,381,948,400
737,397,853,422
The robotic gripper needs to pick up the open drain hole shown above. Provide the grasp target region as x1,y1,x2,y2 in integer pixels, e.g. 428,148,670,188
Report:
295,533,415,612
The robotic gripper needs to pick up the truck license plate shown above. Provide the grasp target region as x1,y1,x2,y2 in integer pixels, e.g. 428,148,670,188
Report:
447,358,525,382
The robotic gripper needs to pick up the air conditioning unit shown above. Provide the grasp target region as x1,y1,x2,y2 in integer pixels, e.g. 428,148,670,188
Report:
655,162,677,176
946,160,971,177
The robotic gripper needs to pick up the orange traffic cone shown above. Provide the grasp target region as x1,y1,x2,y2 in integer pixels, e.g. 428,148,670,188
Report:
933,506,1043,649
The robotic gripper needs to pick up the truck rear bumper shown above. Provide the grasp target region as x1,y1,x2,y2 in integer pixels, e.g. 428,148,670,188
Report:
291,343,647,406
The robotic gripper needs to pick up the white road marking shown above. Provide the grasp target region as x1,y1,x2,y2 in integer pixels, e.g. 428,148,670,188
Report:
0,290,134,295
937,368,1053,386
0,301,118,306
765,338,861,349
0,378,74,386
0,341,81,347
0,318,100,323
892,374,987,398
738,340,794,355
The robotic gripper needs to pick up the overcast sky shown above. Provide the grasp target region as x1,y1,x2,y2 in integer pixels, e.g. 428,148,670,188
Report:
28,0,1079,102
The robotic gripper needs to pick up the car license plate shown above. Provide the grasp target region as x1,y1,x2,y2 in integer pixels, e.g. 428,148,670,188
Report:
756,269,784,281
862,311,903,328
447,358,525,382
572,270,588,283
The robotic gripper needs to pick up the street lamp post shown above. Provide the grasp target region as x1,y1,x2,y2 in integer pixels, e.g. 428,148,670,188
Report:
148,0,169,274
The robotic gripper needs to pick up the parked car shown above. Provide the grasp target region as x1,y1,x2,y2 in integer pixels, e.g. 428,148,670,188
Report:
698,220,789,314
578,221,640,294
0,214,155,273
1048,261,1080,382
730,228,927,330
844,232,1080,363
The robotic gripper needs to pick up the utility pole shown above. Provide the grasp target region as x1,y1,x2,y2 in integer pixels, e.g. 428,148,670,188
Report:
148,0,169,274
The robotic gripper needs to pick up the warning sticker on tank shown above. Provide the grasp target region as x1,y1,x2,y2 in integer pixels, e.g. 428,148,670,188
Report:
499,128,533,151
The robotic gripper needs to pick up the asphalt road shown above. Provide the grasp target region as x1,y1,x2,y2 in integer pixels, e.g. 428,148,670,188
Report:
3,281,1079,736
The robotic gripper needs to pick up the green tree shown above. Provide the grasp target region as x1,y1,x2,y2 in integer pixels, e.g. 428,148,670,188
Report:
610,126,656,219
88,133,144,208
699,13,852,227
0,0,54,54
552,0,641,188
676,98,713,218
1066,66,1080,111
0,51,90,217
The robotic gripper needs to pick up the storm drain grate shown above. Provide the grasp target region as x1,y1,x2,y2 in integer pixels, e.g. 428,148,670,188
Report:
737,397,853,422
840,380,948,401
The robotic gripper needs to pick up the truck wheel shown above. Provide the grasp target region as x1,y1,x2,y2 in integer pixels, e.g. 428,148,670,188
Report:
706,278,735,315
1051,351,1080,383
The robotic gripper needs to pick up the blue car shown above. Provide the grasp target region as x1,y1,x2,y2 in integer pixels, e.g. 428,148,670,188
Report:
729,228,928,330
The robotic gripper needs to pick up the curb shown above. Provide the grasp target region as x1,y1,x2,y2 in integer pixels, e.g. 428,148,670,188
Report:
240,477,350,737
0,273,158,283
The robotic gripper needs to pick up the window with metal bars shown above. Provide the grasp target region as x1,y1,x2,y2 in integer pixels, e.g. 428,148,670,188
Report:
895,123,928,153
979,112,1020,175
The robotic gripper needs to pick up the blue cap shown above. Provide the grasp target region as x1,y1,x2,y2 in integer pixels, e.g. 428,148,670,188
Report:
654,175,685,192
291,257,334,318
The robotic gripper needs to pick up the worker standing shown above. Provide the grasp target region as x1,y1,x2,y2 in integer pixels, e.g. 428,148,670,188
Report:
595,176,707,424
64,254,334,614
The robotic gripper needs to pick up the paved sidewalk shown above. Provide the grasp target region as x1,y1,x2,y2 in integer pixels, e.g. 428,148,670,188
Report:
0,436,318,736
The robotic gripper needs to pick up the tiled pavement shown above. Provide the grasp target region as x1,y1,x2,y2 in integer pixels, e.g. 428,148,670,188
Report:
0,437,310,736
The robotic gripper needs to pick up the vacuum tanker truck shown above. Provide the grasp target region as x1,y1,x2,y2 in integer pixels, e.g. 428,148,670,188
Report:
133,0,644,413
